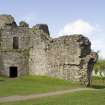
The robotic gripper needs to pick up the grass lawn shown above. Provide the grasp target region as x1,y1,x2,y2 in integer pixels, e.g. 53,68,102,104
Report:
1,87,105,105
0,76,105,105
0,75,81,96
91,76,105,89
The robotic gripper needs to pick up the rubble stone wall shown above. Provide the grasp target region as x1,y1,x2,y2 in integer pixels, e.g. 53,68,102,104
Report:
0,15,97,86
0,51,29,76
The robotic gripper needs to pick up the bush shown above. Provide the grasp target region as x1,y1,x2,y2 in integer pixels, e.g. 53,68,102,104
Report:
19,21,29,27
94,59,105,82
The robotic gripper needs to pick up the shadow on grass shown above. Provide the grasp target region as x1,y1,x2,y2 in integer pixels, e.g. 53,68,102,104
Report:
91,85,105,89
0,80,5,82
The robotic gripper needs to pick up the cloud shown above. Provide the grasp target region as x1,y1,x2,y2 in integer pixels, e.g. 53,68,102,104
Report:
56,19,105,59
92,37,105,59
59,19,96,36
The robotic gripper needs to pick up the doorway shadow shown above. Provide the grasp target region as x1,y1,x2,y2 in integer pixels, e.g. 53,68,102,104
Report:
9,66,18,78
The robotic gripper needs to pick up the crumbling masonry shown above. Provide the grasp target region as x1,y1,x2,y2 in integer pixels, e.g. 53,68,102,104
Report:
0,15,98,86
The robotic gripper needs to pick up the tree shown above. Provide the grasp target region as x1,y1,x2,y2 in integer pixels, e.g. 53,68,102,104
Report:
94,59,105,82
19,21,29,27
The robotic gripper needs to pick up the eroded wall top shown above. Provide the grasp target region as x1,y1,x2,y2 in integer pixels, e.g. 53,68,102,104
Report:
0,15,17,28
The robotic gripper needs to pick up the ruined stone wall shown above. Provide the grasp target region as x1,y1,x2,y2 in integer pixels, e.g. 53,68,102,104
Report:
0,51,29,76
0,27,31,49
45,35,91,81
0,20,31,76
29,29,50,75
0,15,97,86
0,15,51,77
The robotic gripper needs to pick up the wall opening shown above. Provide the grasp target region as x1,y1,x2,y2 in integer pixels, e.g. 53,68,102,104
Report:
13,37,19,49
9,67,18,78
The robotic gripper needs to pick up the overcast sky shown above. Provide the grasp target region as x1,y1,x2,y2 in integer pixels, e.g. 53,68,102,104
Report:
0,0,105,58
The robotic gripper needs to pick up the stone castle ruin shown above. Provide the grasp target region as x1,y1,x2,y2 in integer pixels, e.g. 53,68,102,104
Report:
0,15,97,86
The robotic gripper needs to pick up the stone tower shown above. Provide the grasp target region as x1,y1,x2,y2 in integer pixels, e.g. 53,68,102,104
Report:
0,15,97,86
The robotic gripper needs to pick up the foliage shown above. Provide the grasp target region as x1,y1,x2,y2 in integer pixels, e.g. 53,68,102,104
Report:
94,59,105,82
94,59,105,74
19,21,29,27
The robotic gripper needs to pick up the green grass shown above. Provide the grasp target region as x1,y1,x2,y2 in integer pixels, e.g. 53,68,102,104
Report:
0,75,80,96
1,88,105,105
91,76,105,89
0,77,105,105
0,76,105,105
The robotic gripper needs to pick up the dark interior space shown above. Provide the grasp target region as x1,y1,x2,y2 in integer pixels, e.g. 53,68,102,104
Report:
9,66,18,78
13,37,19,49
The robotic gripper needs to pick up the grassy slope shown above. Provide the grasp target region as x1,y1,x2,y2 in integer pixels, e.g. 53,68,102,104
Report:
0,75,80,96
1,77,105,105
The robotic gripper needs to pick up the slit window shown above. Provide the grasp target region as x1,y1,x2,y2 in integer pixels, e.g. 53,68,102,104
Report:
13,37,19,49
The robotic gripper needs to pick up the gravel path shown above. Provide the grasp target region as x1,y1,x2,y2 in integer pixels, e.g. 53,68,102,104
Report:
0,88,95,103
